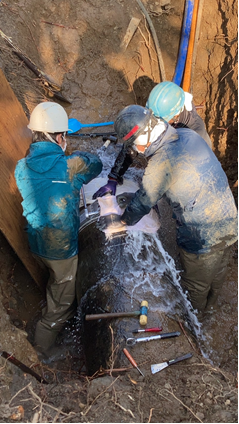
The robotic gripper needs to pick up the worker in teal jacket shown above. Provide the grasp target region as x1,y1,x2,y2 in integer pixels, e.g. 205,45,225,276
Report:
99,105,238,315
15,102,102,356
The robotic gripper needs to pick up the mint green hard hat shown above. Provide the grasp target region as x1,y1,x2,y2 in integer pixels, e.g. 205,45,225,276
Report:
146,81,185,121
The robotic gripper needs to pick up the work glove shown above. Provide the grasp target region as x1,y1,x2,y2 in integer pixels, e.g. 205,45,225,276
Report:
98,213,125,231
92,179,118,199
116,192,135,209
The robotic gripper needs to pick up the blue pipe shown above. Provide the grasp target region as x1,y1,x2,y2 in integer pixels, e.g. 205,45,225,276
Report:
173,0,194,86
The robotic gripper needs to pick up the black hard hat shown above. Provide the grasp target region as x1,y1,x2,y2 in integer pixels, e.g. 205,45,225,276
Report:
114,105,153,146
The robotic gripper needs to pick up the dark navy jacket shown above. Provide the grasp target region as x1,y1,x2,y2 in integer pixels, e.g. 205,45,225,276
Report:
121,125,238,254
15,142,102,260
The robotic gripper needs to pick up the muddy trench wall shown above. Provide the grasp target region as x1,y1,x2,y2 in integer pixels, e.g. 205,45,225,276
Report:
193,0,238,199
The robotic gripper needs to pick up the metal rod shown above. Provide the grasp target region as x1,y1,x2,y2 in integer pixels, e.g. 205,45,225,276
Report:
1,351,48,384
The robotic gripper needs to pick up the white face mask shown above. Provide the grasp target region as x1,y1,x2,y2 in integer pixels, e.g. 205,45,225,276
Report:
62,141,67,152
134,120,166,153
135,125,150,146
61,133,67,152
44,131,67,152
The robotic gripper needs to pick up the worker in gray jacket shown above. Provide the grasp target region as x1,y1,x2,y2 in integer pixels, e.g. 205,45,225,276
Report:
98,105,238,315
93,81,211,199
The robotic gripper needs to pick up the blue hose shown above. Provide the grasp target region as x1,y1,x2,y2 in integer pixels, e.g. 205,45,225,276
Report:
173,0,194,86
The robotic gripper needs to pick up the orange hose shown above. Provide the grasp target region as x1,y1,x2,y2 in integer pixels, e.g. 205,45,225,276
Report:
182,0,200,92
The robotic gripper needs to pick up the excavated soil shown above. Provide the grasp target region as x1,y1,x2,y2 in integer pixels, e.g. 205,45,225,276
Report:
0,0,238,423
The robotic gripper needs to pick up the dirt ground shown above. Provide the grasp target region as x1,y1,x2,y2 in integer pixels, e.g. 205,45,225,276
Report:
0,0,238,423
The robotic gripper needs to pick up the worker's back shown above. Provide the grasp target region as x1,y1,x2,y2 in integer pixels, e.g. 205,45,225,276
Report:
129,126,238,254
15,142,102,259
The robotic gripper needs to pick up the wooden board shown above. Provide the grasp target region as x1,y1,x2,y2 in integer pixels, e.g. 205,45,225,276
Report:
0,69,48,291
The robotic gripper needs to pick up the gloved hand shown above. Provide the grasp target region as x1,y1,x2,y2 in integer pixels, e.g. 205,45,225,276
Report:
98,214,125,231
92,179,118,199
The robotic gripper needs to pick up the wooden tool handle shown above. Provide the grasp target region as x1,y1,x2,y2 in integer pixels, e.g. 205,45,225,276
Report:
123,348,137,368
85,311,140,320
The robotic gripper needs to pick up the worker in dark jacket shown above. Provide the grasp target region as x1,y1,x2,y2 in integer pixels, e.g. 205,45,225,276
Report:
93,81,211,199
15,102,102,355
98,105,238,314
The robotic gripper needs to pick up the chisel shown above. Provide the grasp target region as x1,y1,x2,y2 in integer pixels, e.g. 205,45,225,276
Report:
123,348,144,377
126,331,180,346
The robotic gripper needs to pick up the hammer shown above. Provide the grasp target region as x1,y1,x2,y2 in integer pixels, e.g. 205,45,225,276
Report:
85,300,148,325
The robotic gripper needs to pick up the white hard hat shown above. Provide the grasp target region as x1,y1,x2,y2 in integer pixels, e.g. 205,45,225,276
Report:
28,102,69,132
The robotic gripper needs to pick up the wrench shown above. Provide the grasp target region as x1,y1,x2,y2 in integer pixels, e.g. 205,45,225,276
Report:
126,331,180,346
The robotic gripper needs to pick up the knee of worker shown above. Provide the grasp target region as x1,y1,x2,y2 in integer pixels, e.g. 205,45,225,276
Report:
205,288,221,310
41,298,77,332
35,319,62,352
185,289,208,312
46,285,77,312
44,255,78,285
180,276,209,312
180,274,211,296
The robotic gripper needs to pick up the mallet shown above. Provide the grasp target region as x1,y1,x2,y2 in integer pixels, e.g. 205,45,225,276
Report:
85,300,148,325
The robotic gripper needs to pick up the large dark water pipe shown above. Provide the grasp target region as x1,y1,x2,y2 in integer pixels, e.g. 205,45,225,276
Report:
76,207,143,375
74,193,190,375
173,0,194,87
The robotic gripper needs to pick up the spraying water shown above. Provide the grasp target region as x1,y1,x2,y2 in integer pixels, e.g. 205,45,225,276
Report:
96,145,211,347
96,144,202,331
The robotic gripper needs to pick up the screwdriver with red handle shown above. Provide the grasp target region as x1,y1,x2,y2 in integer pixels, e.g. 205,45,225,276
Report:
123,348,144,377
132,326,163,334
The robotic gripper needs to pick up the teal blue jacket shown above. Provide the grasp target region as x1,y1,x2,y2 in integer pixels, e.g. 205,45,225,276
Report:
15,142,102,259
121,126,238,254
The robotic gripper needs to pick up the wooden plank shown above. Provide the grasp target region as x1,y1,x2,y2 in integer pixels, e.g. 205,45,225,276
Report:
120,17,141,52
0,69,48,291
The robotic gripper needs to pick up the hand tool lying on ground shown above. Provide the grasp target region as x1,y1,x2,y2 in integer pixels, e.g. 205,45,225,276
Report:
68,118,114,134
123,348,144,377
132,326,163,333
126,331,180,346
85,300,148,325
0,351,48,384
151,352,193,374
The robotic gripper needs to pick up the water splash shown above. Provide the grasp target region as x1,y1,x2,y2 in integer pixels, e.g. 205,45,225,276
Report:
119,231,203,337
97,144,144,184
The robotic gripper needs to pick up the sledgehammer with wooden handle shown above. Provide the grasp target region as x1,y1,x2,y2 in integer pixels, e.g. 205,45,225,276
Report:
85,300,148,325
